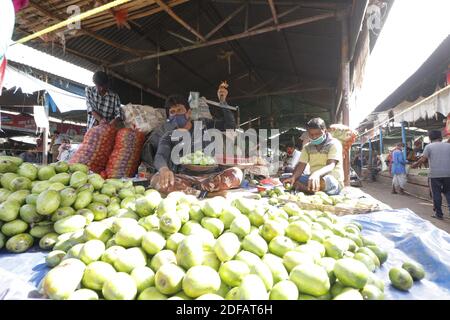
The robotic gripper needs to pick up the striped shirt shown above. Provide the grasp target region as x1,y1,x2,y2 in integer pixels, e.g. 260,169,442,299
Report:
85,86,122,129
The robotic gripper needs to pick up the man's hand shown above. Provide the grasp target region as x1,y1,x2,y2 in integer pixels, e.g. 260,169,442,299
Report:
283,176,296,187
109,118,120,127
308,173,321,192
159,167,175,188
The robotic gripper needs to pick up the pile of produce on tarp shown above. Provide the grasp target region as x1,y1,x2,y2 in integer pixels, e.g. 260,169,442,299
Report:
1,156,433,300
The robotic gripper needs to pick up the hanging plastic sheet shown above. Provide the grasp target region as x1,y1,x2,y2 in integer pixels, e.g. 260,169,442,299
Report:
1,209,450,299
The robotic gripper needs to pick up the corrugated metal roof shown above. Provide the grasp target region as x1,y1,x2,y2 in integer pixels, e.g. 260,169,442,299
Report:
12,0,377,128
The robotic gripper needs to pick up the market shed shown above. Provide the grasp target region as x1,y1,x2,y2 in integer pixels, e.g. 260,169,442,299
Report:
11,0,390,131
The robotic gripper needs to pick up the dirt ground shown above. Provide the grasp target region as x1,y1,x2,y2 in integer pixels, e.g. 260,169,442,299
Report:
360,180,450,233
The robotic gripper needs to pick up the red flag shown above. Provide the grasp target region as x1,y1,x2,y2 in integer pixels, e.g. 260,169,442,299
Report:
0,57,7,90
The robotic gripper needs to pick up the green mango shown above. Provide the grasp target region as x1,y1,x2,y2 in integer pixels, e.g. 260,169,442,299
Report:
290,263,330,297
69,163,89,174
93,194,111,206
25,193,39,205
74,190,93,210
49,173,71,185
54,161,69,173
88,173,105,190
84,221,113,243
32,181,51,194
30,222,54,238
87,202,108,221
54,215,87,234
0,188,12,203
82,261,116,291
42,258,86,299
5,233,34,253
101,184,117,197
45,250,66,267
1,219,29,237
1,173,18,190
19,204,42,223
0,159,18,174
113,247,147,273
102,272,137,300
70,172,88,189
0,200,21,222
38,166,56,181
39,233,59,250
36,190,61,216
334,258,370,289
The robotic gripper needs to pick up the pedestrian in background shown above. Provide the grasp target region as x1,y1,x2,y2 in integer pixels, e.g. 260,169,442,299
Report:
391,143,407,194
412,130,450,220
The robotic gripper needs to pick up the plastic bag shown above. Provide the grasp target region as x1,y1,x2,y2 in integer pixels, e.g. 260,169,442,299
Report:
69,124,117,173
329,124,357,151
104,128,146,178
121,104,166,134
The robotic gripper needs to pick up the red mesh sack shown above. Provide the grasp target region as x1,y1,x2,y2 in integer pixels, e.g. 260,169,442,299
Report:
104,128,146,178
69,124,117,173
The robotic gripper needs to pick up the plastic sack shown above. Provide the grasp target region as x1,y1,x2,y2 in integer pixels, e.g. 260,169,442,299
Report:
329,124,357,151
69,124,116,173
104,128,146,178
121,104,166,134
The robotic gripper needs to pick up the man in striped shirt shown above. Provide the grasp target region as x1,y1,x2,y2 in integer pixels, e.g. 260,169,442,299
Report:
85,71,122,129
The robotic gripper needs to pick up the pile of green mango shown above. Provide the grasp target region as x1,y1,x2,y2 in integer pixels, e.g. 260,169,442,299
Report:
0,156,146,254
37,188,399,301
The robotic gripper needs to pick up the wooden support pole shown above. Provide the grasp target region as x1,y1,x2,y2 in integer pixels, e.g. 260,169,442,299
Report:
109,12,335,67
340,12,351,186
205,4,246,39
247,4,301,32
154,0,206,41
267,0,280,30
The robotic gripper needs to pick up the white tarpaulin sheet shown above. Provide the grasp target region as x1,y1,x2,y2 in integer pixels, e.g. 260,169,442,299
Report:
2,65,86,113
390,86,450,123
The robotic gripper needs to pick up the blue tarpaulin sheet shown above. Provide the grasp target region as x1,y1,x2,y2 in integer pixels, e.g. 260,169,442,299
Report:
1,209,450,300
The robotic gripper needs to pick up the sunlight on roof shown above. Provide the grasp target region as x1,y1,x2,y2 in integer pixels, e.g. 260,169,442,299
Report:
6,43,94,87
351,0,450,129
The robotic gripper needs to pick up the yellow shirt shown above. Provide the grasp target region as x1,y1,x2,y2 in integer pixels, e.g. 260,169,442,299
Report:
299,134,344,188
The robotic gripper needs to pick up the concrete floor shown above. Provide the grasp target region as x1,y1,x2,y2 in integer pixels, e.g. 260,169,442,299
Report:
361,180,450,234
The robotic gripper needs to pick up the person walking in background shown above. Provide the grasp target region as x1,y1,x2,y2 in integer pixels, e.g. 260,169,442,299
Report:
412,130,450,220
352,154,362,176
391,143,407,194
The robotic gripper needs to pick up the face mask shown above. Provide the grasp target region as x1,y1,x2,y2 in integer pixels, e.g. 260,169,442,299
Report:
169,114,188,128
310,134,326,145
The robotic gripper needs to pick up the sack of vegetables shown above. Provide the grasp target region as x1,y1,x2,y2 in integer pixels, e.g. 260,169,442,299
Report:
104,128,146,179
69,124,117,173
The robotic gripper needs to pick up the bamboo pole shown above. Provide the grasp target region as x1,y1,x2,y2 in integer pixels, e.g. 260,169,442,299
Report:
109,12,336,67
15,0,133,45
154,0,206,41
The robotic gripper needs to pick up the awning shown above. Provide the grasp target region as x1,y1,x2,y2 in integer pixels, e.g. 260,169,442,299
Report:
376,86,450,124
2,65,86,113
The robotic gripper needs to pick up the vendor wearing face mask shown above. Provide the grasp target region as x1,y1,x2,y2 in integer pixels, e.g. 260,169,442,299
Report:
150,83,242,195
284,117,344,195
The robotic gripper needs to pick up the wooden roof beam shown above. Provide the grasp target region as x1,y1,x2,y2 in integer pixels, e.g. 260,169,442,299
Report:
26,0,152,57
267,0,280,30
154,0,205,42
205,4,246,40
108,12,336,67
